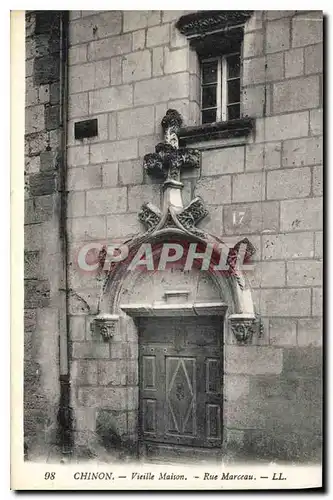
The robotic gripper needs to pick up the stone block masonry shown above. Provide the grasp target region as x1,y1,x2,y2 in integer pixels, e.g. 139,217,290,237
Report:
27,10,323,462
225,12,323,461
24,11,66,459
65,9,203,309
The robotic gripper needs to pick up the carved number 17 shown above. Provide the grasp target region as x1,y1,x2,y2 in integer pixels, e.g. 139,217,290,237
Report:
233,211,246,226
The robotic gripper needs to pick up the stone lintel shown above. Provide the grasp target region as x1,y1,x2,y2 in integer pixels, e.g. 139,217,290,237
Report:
120,302,228,317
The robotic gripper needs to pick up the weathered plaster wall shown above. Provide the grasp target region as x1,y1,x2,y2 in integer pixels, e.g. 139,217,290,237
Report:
24,11,65,459
62,10,322,461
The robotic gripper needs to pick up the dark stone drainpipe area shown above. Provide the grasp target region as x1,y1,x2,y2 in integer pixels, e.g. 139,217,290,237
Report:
24,10,72,460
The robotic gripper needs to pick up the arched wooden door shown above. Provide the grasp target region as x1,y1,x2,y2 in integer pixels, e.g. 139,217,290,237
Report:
138,315,223,462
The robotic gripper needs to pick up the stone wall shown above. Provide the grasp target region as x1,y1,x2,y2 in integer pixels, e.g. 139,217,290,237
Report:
220,10,323,461
24,11,66,459
53,10,322,461
66,9,199,458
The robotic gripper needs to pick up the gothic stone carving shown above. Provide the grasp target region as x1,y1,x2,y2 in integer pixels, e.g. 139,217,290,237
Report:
161,108,183,147
176,197,209,232
143,109,200,185
91,314,119,341
229,317,256,344
227,238,256,291
139,109,208,237
98,107,257,332
175,10,253,38
138,202,162,231
228,313,264,344
255,313,265,339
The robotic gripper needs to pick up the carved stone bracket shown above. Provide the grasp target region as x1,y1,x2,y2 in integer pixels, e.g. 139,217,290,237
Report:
91,314,119,341
228,314,256,344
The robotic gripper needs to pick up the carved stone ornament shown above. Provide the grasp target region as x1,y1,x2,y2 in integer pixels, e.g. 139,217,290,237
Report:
228,314,256,344
175,10,253,38
138,202,162,230
143,109,200,184
91,314,119,341
138,108,208,238
176,198,209,237
227,237,256,291
97,108,257,323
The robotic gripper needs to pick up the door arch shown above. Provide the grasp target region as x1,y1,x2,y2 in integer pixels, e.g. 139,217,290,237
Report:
91,230,256,461
87,108,258,461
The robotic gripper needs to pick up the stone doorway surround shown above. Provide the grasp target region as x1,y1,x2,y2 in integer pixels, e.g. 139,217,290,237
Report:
87,109,259,459
94,109,258,343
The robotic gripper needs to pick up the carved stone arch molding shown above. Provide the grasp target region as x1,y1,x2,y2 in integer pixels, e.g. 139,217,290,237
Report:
92,109,259,345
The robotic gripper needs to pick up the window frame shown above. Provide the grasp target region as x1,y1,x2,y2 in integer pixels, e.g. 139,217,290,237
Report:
200,51,241,125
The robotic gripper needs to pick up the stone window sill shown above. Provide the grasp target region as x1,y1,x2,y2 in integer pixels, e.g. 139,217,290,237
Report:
179,117,255,147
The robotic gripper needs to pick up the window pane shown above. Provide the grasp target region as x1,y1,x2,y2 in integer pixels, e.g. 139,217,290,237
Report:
227,79,240,104
202,108,217,124
227,54,240,79
202,60,218,84
227,104,240,121
202,84,217,108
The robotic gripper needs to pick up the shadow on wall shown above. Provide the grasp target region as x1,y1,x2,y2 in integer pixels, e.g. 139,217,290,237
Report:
73,410,138,462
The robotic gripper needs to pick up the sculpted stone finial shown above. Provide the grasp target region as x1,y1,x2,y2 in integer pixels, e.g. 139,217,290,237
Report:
138,108,208,237
161,108,183,148
143,109,200,189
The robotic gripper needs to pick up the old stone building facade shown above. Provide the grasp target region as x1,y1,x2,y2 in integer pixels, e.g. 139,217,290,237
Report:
24,10,323,463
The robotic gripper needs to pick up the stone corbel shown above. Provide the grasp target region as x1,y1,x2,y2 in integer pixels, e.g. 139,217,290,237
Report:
228,314,257,344
91,314,119,341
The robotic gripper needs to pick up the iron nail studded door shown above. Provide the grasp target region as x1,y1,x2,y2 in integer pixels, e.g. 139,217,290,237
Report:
139,316,223,459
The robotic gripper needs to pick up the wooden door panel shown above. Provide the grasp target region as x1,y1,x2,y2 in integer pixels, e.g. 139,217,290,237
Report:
206,403,222,440
139,317,177,344
166,357,196,437
184,317,221,346
142,355,156,390
142,399,157,434
140,347,165,442
206,357,222,394
139,316,223,457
